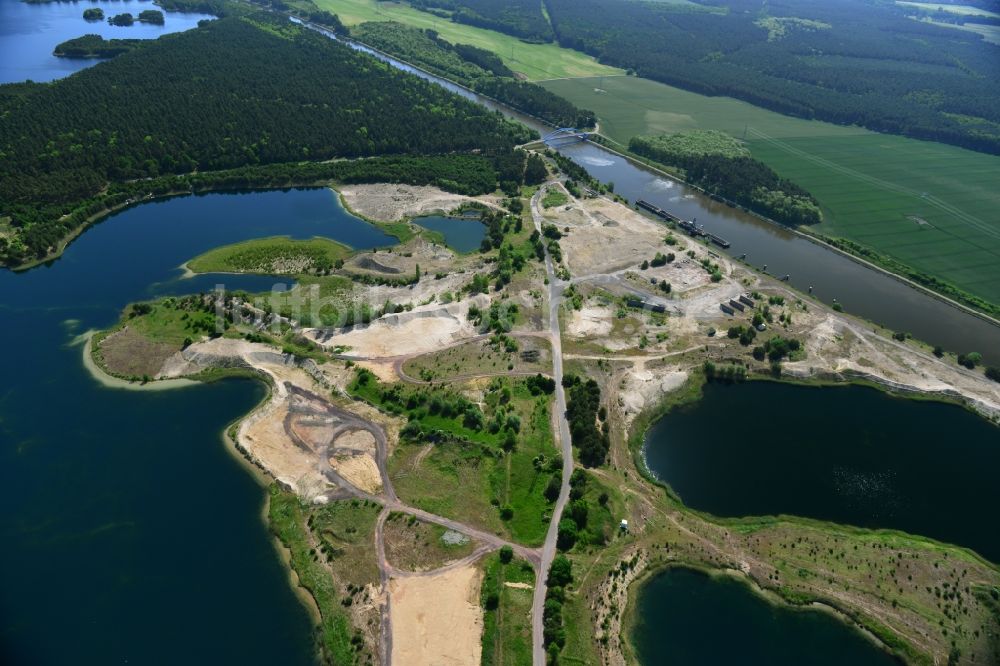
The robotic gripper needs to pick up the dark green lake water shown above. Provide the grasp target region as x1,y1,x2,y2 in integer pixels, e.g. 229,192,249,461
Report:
643,381,1000,563
0,188,394,664
633,568,899,665
414,215,485,253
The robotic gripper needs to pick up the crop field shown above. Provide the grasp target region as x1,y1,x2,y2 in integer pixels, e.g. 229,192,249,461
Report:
543,75,1000,306
313,0,621,80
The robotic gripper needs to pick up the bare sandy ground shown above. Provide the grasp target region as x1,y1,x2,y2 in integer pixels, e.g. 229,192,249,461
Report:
305,299,483,358
241,400,329,497
566,305,614,338
338,184,500,222
389,564,484,666
330,453,382,494
556,195,686,277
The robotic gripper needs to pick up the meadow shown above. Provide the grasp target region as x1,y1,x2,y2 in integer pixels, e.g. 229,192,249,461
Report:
543,75,1000,307
313,0,621,80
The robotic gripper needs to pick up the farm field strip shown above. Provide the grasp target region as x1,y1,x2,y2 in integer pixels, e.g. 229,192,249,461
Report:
313,0,621,80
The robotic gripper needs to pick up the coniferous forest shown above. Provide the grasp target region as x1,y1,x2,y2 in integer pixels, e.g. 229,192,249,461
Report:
0,14,535,265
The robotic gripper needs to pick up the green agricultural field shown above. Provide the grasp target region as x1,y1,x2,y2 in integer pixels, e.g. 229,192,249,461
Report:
313,0,621,80
543,75,1000,307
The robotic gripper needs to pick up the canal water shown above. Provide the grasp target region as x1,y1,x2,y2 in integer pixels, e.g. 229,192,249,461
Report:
413,215,485,253
643,381,1000,563
632,568,899,665
301,19,1000,364
0,0,215,84
0,189,395,664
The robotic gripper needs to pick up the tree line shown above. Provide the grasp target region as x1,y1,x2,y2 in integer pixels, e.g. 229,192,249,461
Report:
351,21,594,128
630,135,822,226
0,13,535,266
412,0,554,42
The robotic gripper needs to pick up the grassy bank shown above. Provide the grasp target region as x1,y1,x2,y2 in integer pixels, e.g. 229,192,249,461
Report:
542,75,1000,312
268,488,381,665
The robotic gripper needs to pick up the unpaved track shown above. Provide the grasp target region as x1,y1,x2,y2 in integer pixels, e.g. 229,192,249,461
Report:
529,184,575,666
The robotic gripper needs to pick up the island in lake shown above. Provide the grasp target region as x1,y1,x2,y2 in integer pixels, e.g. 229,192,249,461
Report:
54,34,143,59
107,10,164,27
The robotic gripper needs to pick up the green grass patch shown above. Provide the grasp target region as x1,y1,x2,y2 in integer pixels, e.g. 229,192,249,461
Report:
187,236,352,275
353,370,559,543
480,553,535,666
541,188,569,209
123,295,219,346
313,0,621,80
268,487,380,665
543,75,1000,309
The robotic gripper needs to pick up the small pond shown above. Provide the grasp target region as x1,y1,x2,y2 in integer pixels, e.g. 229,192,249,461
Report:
414,215,485,253
633,567,899,665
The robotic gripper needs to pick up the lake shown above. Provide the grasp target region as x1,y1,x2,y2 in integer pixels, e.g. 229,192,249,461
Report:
632,567,899,665
0,188,395,664
0,0,215,84
643,381,1000,563
414,215,485,253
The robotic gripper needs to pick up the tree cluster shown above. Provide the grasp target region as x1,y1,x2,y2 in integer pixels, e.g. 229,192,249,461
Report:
412,0,553,42
630,136,821,226
563,374,610,467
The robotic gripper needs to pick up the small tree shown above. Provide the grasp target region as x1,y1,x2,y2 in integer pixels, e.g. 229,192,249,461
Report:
499,545,513,564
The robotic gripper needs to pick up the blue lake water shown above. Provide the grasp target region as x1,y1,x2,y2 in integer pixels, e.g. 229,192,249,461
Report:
0,188,394,664
414,215,485,253
0,0,215,84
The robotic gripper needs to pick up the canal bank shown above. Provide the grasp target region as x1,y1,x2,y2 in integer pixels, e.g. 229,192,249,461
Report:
296,18,1000,364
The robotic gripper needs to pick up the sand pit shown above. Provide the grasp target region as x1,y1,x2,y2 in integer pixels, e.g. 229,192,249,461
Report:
567,306,614,338
338,184,499,222
329,453,382,494
241,402,328,496
556,198,671,277
306,301,480,358
334,429,377,456
390,564,484,666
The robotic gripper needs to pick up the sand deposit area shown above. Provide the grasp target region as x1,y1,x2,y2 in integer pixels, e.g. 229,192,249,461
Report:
389,565,484,666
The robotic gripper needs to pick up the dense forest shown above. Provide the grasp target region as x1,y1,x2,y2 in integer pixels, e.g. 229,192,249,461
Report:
351,21,593,128
415,0,1000,154
411,0,553,42
0,13,534,265
629,131,822,226
54,34,144,58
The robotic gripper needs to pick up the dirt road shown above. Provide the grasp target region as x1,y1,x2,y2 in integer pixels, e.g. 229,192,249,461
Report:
529,184,575,666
